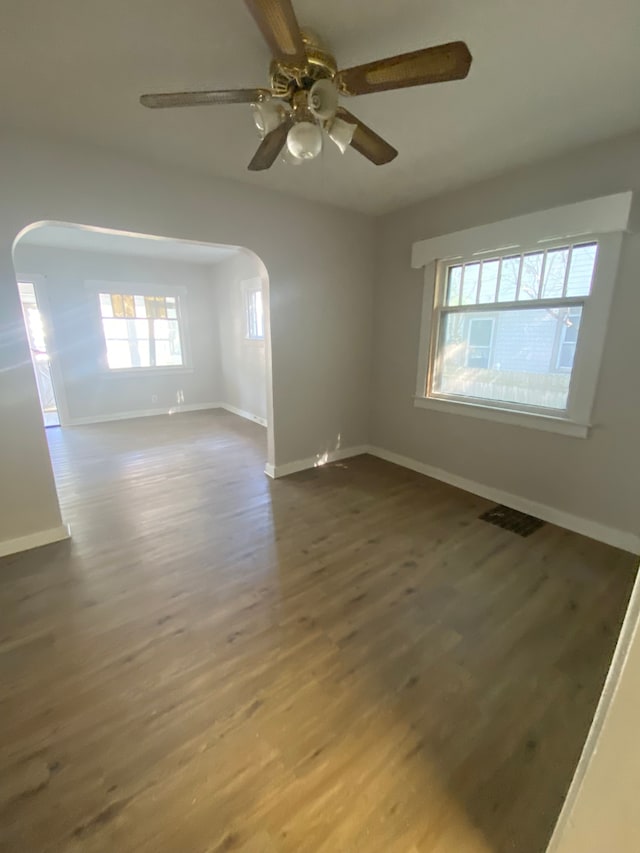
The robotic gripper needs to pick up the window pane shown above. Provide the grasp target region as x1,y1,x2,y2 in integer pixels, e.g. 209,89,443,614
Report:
478,260,499,303
101,292,182,369
468,317,493,347
541,248,569,298
498,256,521,302
519,252,544,300
145,296,167,319
245,289,264,339
130,339,151,368
122,294,136,318
154,318,170,339
558,343,575,370
566,243,597,296
99,293,113,318
563,308,581,343
446,266,462,306
134,295,147,317
467,318,493,368
556,308,581,371
433,306,583,410
102,318,129,340
105,339,132,369
155,340,182,366
154,319,182,366
111,293,125,317
255,291,264,337
461,263,480,305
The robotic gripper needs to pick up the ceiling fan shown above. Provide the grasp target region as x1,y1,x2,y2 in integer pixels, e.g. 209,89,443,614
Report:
140,0,472,171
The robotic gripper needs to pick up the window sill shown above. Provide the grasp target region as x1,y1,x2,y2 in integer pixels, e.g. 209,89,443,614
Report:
413,395,590,438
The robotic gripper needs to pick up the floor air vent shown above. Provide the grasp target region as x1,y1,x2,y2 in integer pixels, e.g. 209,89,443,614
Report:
479,505,545,537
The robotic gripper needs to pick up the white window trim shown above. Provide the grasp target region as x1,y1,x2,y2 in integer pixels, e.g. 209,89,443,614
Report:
85,279,192,372
16,272,72,427
412,193,633,438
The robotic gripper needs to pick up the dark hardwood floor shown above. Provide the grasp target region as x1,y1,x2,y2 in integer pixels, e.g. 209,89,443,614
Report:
0,410,636,852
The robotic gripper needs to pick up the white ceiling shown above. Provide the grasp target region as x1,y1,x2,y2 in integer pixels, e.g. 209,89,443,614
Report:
19,223,240,264
2,0,640,214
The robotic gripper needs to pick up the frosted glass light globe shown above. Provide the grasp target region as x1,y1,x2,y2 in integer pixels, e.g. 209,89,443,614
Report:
281,147,304,166
251,101,285,138
286,122,323,160
328,116,356,154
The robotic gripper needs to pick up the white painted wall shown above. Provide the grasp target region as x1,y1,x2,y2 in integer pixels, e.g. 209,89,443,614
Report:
371,129,640,541
0,128,374,547
546,570,640,853
13,243,222,424
211,252,267,424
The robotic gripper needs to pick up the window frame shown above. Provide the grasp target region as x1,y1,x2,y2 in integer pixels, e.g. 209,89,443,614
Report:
415,230,625,438
88,280,192,374
242,278,265,343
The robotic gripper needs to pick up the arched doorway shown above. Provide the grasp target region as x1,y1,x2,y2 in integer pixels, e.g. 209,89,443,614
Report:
11,220,274,540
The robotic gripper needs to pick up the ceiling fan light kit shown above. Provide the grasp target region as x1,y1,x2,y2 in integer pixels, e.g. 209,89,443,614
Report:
140,0,472,172
327,116,357,154
251,100,288,138
287,120,323,160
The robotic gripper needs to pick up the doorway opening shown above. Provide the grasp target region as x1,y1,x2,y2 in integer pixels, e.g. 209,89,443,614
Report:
17,280,60,428
12,221,274,480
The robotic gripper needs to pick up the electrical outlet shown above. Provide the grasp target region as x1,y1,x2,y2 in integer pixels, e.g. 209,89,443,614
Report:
151,394,158,403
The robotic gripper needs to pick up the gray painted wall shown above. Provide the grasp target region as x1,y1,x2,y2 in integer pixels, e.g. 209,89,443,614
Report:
0,129,374,546
211,252,268,423
13,244,222,423
371,129,640,538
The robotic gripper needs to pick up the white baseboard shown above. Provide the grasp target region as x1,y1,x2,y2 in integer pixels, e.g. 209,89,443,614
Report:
266,445,370,479
220,403,267,427
66,403,222,426
0,524,71,559
368,445,640,554
67,403,268,428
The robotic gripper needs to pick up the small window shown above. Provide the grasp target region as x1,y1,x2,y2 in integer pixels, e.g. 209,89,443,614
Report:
466,317,494,369
98,292,184,369
426,242,599,415
556,307,581,372
244,286,264,341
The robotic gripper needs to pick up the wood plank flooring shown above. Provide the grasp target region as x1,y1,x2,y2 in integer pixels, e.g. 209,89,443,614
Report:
0,410,636,853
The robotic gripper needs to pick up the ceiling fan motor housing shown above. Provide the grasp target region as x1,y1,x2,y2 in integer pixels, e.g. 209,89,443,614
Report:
269,28,337,98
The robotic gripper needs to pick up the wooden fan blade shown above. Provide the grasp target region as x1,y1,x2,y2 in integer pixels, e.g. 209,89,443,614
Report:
243,0,306,65
140,89,271,108
336,41,472,96
336,107,397,165
248,119,292,171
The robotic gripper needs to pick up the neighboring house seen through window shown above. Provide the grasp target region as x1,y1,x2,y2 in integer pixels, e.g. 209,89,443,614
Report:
99,292,184,369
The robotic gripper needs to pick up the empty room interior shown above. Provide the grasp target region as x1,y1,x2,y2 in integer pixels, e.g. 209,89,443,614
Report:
1,2,639,852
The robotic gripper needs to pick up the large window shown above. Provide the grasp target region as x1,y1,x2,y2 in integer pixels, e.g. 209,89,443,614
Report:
428,242,597,414
412,194,630,437
99,292,184,370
